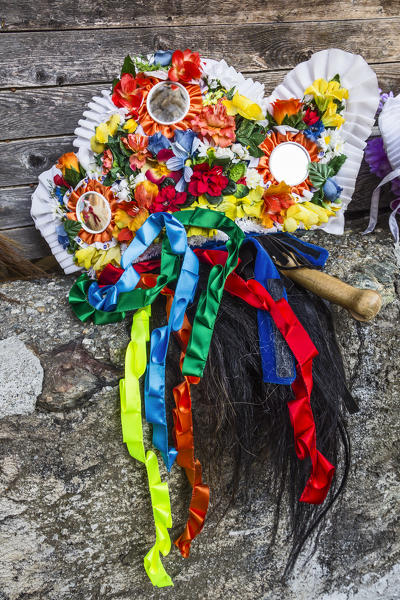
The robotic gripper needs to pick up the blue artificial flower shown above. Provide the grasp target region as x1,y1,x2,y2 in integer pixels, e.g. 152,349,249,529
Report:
56,224,69,249
147,132,170,156
166,129,201,192
304,119,325,142
323,178,342,202
154,50,173,67
55,186,65,205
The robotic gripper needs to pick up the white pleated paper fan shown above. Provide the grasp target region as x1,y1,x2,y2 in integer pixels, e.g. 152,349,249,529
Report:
379,93,400,171
268,48,379,234
31,166,81,274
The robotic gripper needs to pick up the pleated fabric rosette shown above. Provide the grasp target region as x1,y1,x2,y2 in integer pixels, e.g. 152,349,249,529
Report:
29,48,379,587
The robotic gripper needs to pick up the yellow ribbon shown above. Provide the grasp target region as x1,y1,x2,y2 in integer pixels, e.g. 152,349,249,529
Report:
119,305,173,587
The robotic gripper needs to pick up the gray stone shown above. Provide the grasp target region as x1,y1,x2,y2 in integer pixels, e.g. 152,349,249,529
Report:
0,223,399,599
0,336,43,418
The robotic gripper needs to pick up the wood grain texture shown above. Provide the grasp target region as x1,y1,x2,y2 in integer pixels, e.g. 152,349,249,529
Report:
0,186,34,229
1,225,50,259
2,62,400,141
1,20,400,88
0,136,73,187
1,1,398,31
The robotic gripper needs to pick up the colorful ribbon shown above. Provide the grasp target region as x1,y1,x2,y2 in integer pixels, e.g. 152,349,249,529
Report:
120,305,173,587
174,209,245,377
197,250,335,504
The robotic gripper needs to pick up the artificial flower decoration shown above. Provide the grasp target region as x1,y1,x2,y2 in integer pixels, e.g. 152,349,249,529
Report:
168,49,202,83
222,92,265,121
122,133,152,169
304,78,349,112
191,101,236,148
56,152,80,178
271,98,303,125
40,51,353,278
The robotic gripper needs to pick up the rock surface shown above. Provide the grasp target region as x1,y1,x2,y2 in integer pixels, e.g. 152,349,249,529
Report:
0,224,399,600
0,336,43,418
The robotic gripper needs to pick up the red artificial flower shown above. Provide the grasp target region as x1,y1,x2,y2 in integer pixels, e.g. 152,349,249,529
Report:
112,73,157,117
150,185,187,213
53,174,69,188
168,49,202,83
188,163,229,197
303,108,320,126
117,227,134,243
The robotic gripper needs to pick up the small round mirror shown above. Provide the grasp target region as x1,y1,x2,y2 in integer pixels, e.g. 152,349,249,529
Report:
76,191,112,234
269,141,310,186
146,81,190,125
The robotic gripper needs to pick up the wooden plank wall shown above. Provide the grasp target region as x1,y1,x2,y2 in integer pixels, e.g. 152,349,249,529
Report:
0,1,399,260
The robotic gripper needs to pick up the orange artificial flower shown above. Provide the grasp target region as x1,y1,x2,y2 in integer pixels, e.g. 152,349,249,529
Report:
261,182,295,228
56,152,80,177
134,180,159,209
271,98,303,125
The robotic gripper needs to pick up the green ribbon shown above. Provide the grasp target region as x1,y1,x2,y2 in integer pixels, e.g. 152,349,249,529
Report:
120,305,173,587
174,210,245,376
69,209,245,375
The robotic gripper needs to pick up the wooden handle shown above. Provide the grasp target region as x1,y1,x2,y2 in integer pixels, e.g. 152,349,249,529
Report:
280,266,382,322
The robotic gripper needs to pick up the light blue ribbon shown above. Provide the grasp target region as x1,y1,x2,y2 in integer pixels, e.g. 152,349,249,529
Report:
87,211,199,471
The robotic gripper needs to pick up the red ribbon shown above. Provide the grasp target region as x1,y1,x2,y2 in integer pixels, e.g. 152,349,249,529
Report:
197,248,335,505
99,248,334,504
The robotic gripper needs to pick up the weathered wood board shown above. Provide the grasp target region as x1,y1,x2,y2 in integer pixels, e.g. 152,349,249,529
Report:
0,2,397,261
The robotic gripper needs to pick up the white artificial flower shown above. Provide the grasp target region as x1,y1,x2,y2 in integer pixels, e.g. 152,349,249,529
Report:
230,143,250,160
245,168,264,189
317,129,345,157
214,146,235,160
197,139,211,157
130,172,146,187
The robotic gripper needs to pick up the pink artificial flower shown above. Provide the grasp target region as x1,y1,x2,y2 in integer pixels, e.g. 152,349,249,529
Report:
191,101,236,148
122,133,151,170
102,149,113,174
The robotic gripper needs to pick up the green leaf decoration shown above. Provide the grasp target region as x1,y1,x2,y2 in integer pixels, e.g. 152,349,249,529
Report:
330,73,341,83
63,218,82,252
234,184,250,199
180,193,197,208
226,86,236,100
327,154,347,176
160,177,176,189
78,163,87,179
229,162,246,182
247,144,264,158
221,179,237,196
121,55,136,77
308,162,331,189
102,173,116,187
205,193,223,205
63,167,82,188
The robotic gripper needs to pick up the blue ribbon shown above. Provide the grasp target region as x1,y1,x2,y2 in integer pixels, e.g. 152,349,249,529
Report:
145,243,199,470
86,212,199,471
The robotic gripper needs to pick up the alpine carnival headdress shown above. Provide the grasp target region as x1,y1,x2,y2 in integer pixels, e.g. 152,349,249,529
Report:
31,48,380,587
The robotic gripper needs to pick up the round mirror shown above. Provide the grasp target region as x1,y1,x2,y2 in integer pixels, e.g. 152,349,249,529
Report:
269,141,310,186
146,81,190,125
76,191,112,234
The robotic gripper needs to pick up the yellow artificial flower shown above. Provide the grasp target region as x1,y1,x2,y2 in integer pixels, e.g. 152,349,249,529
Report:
222,92,264,121
304,78,349,112
90,114,121,153
75,245,121,271
283,200,337,231
123,118,138,133
321,101,345,128
114,207,149,232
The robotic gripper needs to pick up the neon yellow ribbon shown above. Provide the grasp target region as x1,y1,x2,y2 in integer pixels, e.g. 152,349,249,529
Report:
119,305,173,587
